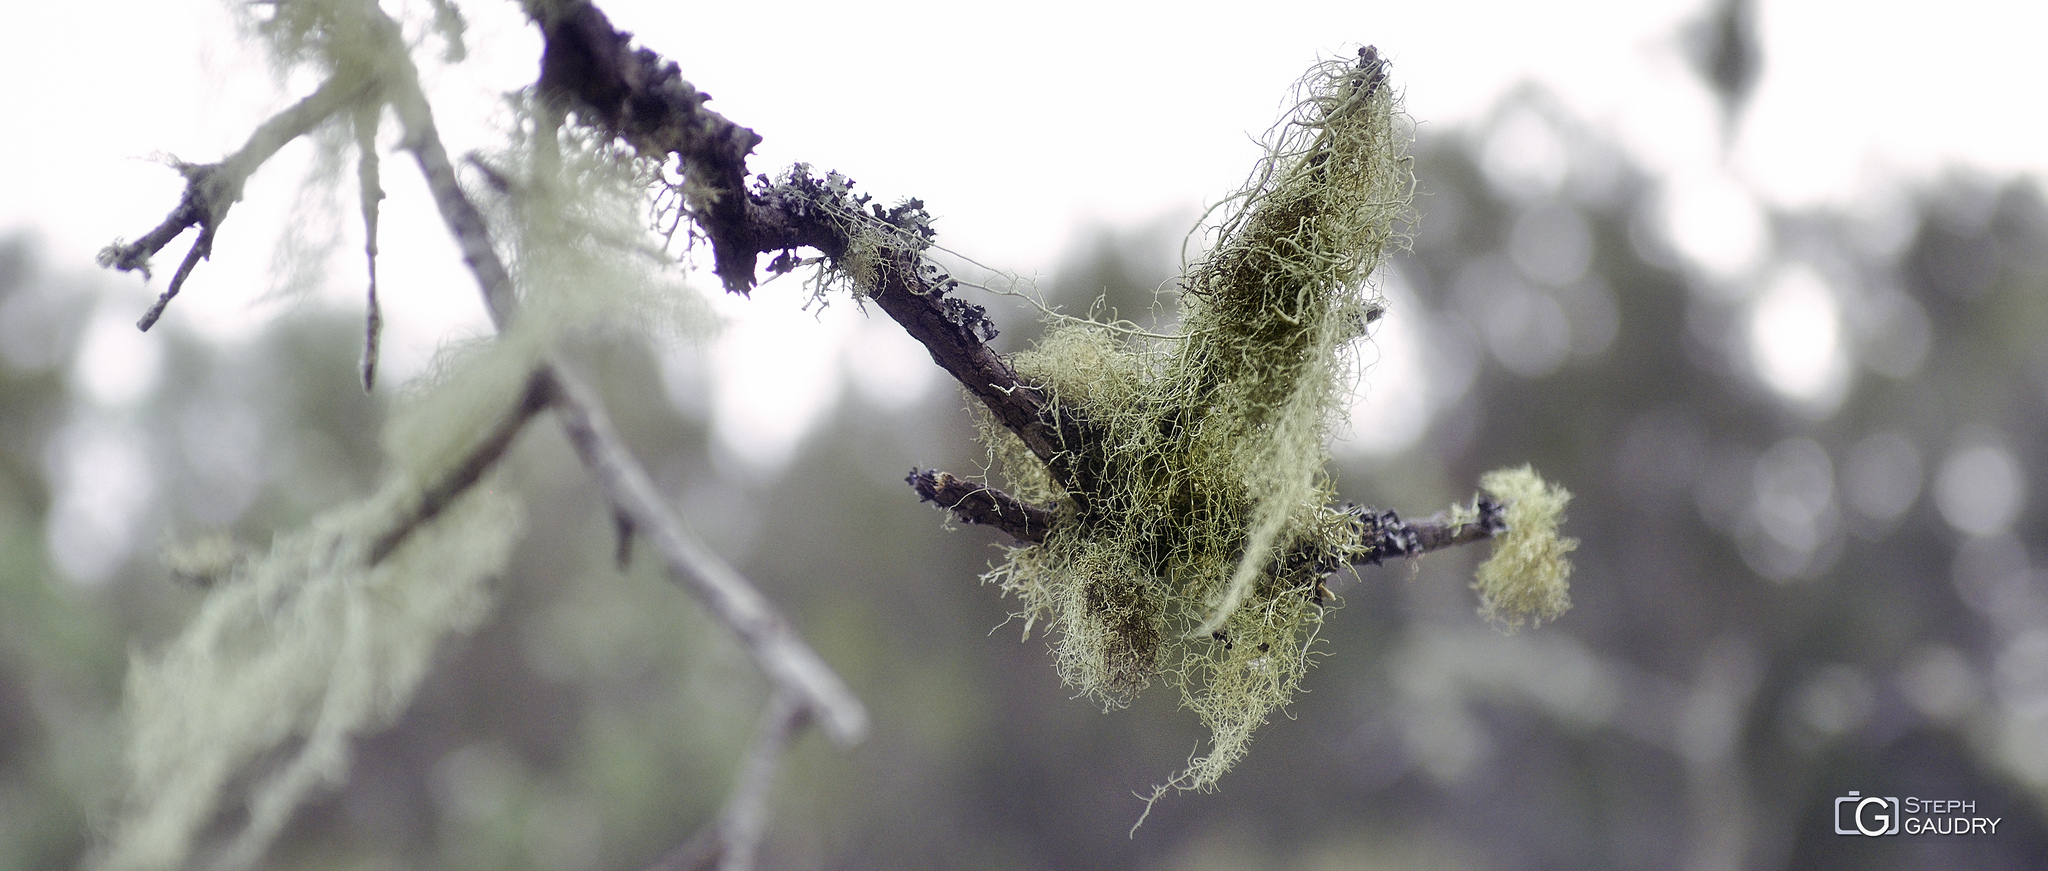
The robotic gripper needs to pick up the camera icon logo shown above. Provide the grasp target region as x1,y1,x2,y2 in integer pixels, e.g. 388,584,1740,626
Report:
1835,791,1901,836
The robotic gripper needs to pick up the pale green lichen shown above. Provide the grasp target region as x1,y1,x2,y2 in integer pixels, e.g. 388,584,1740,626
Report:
1473,465,1576,633
491,116,714,346
98,79,712,871
97,483,522,871
982,51,1414,795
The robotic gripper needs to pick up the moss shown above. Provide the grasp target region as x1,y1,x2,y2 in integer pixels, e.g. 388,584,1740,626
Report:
981,51,1414,793
1473,465,1576,632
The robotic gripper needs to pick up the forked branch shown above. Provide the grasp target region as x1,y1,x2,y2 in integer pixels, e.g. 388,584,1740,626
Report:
102,73,377,331
518,0,1501,580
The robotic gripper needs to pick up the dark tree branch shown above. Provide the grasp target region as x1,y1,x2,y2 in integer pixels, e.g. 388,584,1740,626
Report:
908,469,1060,545
857,245,1102,497
516,1,1510,576
523,0,783,294
520,1,1104,497
1345,497,1508,567
913,472,1509,579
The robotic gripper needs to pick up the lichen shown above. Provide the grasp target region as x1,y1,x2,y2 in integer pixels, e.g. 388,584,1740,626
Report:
97,85,713,871
981,49,1415,794
97,482,522,871
1473,465,1576,632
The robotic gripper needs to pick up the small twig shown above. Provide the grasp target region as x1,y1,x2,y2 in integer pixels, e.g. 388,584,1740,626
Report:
908,468,1059,544
355,102,386,391
134,218,218,331
717,691,808,871
910,476,1507,578
613,510,635,570
371,8,516,329
104,73,376,330
1345,497,1508,567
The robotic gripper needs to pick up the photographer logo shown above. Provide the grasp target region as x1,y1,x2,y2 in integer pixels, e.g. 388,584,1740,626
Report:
1834,791,2000,837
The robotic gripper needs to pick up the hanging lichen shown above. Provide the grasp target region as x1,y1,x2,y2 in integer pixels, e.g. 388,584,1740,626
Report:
976,48,1415,794
756,43,1576,805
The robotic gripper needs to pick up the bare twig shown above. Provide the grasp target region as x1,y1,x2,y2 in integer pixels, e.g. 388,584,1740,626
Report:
718,691,808,871
103,73,376,330
365,8,516,329
355,102,386,391
908,469,1059,544
1346,497,1508,567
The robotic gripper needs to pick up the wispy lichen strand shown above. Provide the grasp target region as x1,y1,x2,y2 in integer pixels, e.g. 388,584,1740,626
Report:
99,484,521,871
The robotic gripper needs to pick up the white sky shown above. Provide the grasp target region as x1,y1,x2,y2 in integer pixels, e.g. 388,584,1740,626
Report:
4,0,2046,471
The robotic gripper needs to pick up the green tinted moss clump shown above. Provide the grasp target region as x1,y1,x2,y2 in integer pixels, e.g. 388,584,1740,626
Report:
983,51,1414,793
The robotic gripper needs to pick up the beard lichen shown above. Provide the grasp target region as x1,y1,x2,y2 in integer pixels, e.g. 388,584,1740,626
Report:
980,49,1415,796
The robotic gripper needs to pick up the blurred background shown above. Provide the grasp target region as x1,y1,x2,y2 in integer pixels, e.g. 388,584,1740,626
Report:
4,0,2048,868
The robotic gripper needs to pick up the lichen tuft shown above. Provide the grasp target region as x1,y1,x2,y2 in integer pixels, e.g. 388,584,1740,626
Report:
980,48,1414,795
1473,465,1576,632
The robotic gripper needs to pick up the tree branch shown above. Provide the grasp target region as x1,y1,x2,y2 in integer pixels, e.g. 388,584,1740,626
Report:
514,1,1514,580
541,367,868,745
102,72,376,330
365,366,554,565
371,7,517,329
911,469,1509,576
360,0,867,745
907,469,1060,544
635,691,807,871
1343,497,1508,567
520,1,1104,497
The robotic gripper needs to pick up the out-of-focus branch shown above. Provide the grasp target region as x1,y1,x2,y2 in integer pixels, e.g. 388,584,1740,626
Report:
367,6,517,329
358,0,866,745
102,73,376,330
365,367,554,565
542,367,868,745
639,690,810,871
